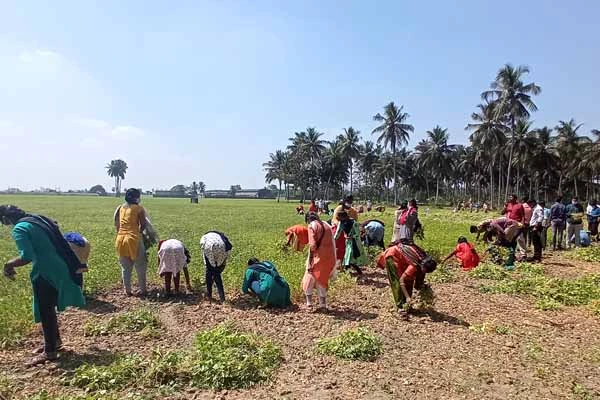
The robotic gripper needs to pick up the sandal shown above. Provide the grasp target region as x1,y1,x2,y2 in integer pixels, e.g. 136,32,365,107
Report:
26,352,58,367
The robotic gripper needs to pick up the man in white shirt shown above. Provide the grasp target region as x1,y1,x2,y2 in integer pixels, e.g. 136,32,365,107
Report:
529,200,544,262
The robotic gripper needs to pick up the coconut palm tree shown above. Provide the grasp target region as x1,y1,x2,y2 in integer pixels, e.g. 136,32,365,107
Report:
322,139,348,199
415,126,457,204
372,102,414,204
198,181,206,197
339,127,361,193
105,159,128,197
466,102,507,206
482,64,541,199
263,150,287,202
554,119,591,196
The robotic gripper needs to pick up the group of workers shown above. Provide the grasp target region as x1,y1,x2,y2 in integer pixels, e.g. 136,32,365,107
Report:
13,190,585,367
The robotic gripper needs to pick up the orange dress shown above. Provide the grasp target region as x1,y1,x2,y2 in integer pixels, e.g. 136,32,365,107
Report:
455,242,480,271
376,246,418,282
303,220,336,290
285,225,309,251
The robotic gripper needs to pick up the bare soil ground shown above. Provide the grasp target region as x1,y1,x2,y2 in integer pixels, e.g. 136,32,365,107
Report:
2,253,600,400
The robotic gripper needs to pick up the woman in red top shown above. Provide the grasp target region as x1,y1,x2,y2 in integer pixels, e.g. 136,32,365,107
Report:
442,236,480,271
376,244,437,317
285,225,309,251
309,200,318,213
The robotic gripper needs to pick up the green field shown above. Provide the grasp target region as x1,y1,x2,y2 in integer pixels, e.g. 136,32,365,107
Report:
0,195,481,347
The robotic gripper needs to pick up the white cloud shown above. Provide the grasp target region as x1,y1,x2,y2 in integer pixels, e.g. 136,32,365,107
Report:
111,125,145,138
69,116,145,138
18,49,62,63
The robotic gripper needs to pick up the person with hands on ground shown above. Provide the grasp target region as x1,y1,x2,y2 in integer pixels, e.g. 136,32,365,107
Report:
376,243,437,319
442,236,480,271
157,239,192,296
200,231,232,303
242,258,291,308
1,205,85,367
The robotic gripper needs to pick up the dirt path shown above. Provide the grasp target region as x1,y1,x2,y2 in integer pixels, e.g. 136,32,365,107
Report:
1,255,600,399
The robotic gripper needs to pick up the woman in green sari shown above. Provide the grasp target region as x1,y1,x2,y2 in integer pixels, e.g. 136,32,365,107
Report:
1,205,85,367
334,211,368,275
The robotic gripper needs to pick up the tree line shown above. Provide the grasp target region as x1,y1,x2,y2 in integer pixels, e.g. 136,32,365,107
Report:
263,64,600,207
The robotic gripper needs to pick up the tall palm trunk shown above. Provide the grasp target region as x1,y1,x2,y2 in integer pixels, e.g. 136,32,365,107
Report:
277,180,282,203
392,147,398,205
115,176,120,197
489,163,494,206
349,161,353,193
505,116,516,201
435,176,440,204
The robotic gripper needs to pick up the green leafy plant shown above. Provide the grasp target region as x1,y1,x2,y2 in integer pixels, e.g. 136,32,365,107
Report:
572,382,595,400
65,354,146,391
190,324,282,389
494,325,511,335
535,298,562,311
469,262,511,280
568,247,600,263
84,309,161,337
428,263,457,284
316,327,383,361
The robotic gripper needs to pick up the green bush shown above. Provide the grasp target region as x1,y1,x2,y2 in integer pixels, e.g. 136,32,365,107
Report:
84,309,161,337
469,262,510,280
317,327,382,361
190,324,282,390
428,263,457,284
65,354,146,391
569,246,600,263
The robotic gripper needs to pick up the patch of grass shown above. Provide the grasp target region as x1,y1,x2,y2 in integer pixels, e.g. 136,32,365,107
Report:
65,354,146,391
480,271,600,308
525,341,544,361
84,309,161,337
65,325,282,393
0,372,18,399
428,263,457,284
469,262,511,280
535,298,562,311
494,325,511,335
568,246,600,263
29,391,151,400
317,327,382,361
190,324,282,389
572,382,595,400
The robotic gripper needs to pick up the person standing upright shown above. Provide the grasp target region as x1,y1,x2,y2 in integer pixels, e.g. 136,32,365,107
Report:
529,200,544,262
565,197,584,248
114,188,148,296
502,194,524,223
522,198,533,248
549,197,567,251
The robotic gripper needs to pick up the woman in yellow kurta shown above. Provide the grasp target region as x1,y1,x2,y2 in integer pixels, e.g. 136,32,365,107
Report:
301,212,336,311
114,188,147,296
331,195,359,225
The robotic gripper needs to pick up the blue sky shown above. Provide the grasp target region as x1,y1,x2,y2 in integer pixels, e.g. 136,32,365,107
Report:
1,0,598,191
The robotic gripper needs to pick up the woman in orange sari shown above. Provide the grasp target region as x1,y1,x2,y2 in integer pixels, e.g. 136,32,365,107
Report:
301,212,336,311
285,224,309,251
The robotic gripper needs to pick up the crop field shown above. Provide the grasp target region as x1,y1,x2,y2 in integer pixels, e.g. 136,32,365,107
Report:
0,196,599,399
